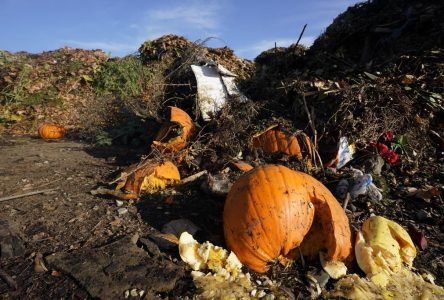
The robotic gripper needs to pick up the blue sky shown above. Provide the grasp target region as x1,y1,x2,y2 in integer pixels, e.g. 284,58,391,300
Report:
0,0,362,59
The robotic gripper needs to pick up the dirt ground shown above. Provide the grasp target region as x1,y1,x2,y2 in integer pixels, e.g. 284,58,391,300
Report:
1,132,443,299
0,136,199,299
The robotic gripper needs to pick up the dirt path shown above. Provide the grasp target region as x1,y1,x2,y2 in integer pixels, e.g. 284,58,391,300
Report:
0,136,192,299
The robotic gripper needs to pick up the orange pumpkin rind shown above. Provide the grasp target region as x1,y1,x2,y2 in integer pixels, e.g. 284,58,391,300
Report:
230,160,254,172
223,164,352,273
152,106,195,153
117,160,180,198
298,178,353,263
224,165,316,272
252,125,314,163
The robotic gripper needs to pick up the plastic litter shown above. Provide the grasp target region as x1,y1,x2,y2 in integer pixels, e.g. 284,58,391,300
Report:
191,61,248,121
335,168,382,202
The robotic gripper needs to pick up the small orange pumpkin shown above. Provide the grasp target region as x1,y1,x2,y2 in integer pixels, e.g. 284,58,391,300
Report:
252,125,314,162
152,106,195,154
223,164,351,273
38,123,66,140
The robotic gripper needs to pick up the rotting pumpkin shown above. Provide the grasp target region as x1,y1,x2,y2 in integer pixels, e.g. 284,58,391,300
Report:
152,106,195,154
252,125,314,163
38,123,66,140
223,164,352,273
115,160,180,199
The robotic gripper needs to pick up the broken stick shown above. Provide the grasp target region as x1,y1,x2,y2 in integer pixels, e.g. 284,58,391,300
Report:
0,188,58,203
179,170,208,185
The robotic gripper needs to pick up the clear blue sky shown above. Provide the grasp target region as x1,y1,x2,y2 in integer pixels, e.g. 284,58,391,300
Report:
0,0,362,59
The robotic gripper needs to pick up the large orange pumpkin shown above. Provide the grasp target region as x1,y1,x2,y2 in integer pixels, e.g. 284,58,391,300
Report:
223,164,352,273
152,106,195,153
38,123,66,139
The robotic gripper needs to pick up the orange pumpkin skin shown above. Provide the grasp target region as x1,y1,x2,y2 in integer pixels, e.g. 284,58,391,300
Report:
223,165,315,272
252,125,314,162
223,165,352,273
152,106,195,153
297,177,352,263
122,160,180,194
38,123,66,139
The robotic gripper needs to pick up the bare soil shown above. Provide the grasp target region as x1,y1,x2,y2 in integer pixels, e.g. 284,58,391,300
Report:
0,136,196,299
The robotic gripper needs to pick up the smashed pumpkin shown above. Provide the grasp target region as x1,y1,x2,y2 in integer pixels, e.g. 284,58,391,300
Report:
116,160,180,199
252,125,314,162
355,215,416,287
223,164,352,273
152,106,195,153
38,123,66,139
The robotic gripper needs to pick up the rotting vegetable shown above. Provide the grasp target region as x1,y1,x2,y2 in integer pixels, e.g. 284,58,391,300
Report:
252,125,314,164
355,215,416,287
152,106,195,154
38,123,66,140
115,160,180,199
223,164,352,273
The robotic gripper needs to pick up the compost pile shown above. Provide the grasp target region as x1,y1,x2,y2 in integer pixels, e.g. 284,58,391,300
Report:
0,48,108,134
0,0,443,299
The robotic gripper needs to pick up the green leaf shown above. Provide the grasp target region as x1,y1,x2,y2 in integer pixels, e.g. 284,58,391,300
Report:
81,74,93,82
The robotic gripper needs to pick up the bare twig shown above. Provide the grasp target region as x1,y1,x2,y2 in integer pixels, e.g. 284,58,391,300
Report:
301,94,324,170
298,248,306,269
295,24,307,47
107,150,156,185
153,83,193,87
179,170,208,185
342,192,351,210
0,188,58,203
150,232,179,245
0,267,18,290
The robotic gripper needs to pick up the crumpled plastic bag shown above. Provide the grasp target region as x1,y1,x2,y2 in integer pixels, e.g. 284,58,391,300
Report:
335,168,382,202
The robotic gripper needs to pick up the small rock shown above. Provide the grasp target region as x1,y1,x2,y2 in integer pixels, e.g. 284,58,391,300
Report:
257,290,267,298
124,290,130,298
116,200,124,207
117,208,128,216
130,289,138,297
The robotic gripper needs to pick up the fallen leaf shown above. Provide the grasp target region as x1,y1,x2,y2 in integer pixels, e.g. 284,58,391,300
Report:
230,161,254,172
408,225,427,251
